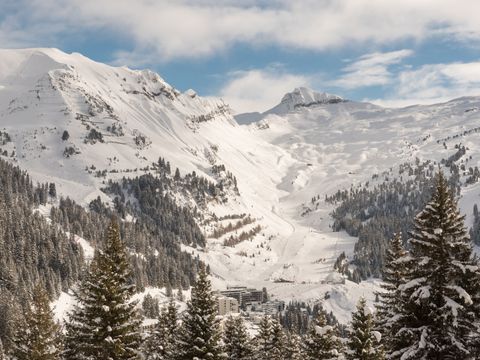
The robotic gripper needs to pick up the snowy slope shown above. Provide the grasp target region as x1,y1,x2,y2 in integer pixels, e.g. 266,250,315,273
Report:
3,48,480,322
238,89,480,315
0,47,298,292
250,91,480,220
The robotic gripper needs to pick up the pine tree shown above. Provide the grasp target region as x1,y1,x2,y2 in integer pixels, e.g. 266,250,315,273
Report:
222,315,253,360
64,220,142,359
142,293,160,319
394,172,480,359
177,264,225,359
177,287,184,302
0,288,22,355
48,183,56,198
11,285,62,360
469,204,480,245
347,298,384,360
144,299,178,360
61,130,70,141
285,332,303,360
0,338,6,360
303,311,342,359
269,317,285,360
375,233,411,353
254,315,273,359
253,316,284,360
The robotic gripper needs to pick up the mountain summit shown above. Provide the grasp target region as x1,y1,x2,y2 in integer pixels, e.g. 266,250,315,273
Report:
266,87,345,115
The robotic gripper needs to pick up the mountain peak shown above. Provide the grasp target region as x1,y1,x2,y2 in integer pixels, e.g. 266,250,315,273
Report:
267,87,345,114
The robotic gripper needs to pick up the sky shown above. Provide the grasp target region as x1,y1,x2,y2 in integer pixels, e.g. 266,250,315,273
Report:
3,0,480,113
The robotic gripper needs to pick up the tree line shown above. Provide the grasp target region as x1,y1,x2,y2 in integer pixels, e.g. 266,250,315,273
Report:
0,157,206,350
5,172,480,359
1,220,383,360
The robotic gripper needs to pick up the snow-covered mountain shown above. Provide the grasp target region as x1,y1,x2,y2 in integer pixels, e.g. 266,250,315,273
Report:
2,48,480,322
266,87,346,115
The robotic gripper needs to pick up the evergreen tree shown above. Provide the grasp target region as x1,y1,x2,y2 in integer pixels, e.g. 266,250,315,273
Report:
61,130,70,141
303,310,342,359
222,315,253,360
64,221,142,360
142,293,160,319
48,183,57,198
285,332,303,360
254,315,273,359
165,283,173,298
177,264,225,359
375,233,411,353
470,204,480,245
346,298,384,360
10,285,62,360
269,317,285,360
0,338,5,360
144,298,178,360
253,316,284,360
174,168,181,181
394,172,480,359
0,289,22,354
177,287,184,302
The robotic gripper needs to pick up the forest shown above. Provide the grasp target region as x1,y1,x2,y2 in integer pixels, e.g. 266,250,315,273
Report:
1,160,479,359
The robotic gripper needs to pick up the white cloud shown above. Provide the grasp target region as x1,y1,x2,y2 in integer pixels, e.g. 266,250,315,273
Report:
218,57,480,113
4,0,480,62
369,61,480,107
332,49,413,89
218,67,310,113
4,0,480,110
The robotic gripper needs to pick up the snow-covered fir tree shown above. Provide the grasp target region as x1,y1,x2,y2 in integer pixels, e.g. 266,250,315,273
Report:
394,172,480,359
176,264,225,360
346,297,384,360
285,332,304,360
177,287,184,302
254,315,273,359
469,204,480,245
270,318,286,360
253,315,285,360
10,285,62,360
142,293,160,319
374,233,411,353
144,298,178,360
303,310,343,359
0,287,25,356
64,221,142,360
0,338,5,360
222,315,253,360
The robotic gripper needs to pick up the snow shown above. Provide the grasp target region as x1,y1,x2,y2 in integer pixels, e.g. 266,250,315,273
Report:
52,291,76,323
131,287,190,313
443,297,463,325
413,286,431,300
372,330,382,343
52,286,190,326
363,304,375,316
266,87,344,115
315,324,333,336
399,278,426,291
3,48,480,323
447,285,473,305
66,232,95,261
